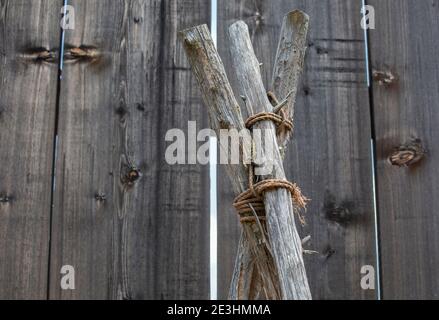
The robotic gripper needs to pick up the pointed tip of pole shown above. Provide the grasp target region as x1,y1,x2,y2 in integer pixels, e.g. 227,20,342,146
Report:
179,24,209,38
284,9,310,25
229,20,249,33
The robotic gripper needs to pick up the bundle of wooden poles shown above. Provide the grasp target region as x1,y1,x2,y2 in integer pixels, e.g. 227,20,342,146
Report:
180,10,311,300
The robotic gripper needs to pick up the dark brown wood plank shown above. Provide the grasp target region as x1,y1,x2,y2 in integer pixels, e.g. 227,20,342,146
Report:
49,0,210,299
217,173,240,298
0,0,60,299
218,0,377,299
368,0,439,299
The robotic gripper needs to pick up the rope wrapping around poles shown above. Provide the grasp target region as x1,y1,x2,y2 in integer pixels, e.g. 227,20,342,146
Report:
245,109,293,137
233,92,309,225
233,166,309,225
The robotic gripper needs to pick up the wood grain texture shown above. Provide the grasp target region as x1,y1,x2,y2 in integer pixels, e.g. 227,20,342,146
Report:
49,0,210,299
368,0,439,299
272,10,309,150
228,21,311,300
217,167,241,297
0,0,60,299
218,0,377,299
179,24,248,193
180,24,281,300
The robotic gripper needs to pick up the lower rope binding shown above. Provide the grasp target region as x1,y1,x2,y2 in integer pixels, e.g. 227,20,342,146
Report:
233,178,309,225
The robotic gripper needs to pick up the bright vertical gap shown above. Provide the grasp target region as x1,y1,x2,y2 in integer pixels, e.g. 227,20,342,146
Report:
362,0,381,300
209,137,218,300
362,0,371,87
59,1,67,76
370,139,381,300
209,0,218,300
47,0,68,299
211,0,217,47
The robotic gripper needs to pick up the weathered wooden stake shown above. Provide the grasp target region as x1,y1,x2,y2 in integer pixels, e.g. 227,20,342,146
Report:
179,24,281,300
228,19,310,300
272,11,310,151
180,10,311,300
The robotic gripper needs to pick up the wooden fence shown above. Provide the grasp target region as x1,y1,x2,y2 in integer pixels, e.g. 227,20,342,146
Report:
0,0,438,299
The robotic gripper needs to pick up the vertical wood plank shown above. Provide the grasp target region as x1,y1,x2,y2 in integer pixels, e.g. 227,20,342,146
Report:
49,0,210,299
217,174,240,298
0,0,60,299
218,0,377,299
368,0,439,299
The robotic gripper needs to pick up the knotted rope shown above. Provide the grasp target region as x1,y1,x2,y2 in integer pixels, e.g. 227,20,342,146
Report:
233,165,308,225
245,109,293,135
233,92,308,225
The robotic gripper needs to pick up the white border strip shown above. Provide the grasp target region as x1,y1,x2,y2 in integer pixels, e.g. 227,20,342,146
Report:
362,0,381,300
209,0,218,300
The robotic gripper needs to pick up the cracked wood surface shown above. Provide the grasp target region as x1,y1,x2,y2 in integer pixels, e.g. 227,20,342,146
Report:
180,24,281,300
181,17,312,299
228,20,311,299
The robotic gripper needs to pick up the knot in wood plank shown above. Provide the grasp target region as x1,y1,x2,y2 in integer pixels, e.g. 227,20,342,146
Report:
388,139,426,167
372,69,397,85
0,195,11,204
64,46,101,63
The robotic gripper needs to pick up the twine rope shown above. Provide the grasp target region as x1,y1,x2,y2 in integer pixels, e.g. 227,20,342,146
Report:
244,108,293,136
233,92,308,225
233,164,308,225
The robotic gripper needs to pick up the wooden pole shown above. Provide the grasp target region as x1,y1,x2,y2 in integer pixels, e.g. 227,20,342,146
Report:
271,10,310,151
231,10,311,299
180,10,311,299
228,20,311,300
180,25,280,299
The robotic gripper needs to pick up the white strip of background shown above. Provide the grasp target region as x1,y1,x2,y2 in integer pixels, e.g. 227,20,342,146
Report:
362,0,381,300
209,0,218,300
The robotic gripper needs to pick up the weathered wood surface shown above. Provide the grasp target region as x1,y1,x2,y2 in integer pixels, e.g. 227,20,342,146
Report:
180,24,281,300
228,21,311,299
4,0,438,301
216,7,310,300
272,11,309,151
49,0,210,299
218,0,377,299
368,0,439,299
0,0,60,299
